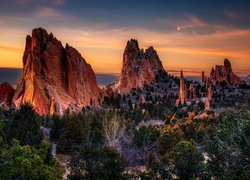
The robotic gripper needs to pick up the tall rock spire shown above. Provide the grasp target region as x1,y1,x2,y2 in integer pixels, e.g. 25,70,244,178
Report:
179,70,186,104
176,70,187,106
202,71,207,83
204,79,213,110
114,39,165,95
12,28,100,115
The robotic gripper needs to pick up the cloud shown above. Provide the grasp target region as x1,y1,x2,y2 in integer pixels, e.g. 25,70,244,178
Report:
51,0,65,5
14,0,35,4
14,0,65,5
175,15,231,35
0,46,23,52
224,10,239,19
176,15,206,31
35,6,69,20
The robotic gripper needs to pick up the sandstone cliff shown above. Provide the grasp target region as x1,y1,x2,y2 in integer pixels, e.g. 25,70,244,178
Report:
0,82,15,110
13,28,100,115
210,59,245,85
114,39,165,95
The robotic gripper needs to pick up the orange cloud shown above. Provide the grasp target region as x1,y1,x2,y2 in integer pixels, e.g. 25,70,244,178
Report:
0,25,249,76
35,6,70,20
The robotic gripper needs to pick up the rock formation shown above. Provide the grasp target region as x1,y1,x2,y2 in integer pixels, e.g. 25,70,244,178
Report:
114,39,165,95
139,95,146,104
188,83,196,100
12,28,100,115
204,79,213,110
176,70,187,105
180,70,187,104
0,82,15,110
202,71,207,83
210,59,245,85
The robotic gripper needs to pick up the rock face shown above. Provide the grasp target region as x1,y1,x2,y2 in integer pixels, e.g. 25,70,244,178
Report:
210,59,245,85
204,79,213,110
114,39,164,95
202,71,207,83
12,28,100,115
176,70,187,105
0,82,15,110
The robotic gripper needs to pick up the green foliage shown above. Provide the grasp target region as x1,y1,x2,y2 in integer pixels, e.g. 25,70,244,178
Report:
0,122,5,144
49,115,64,141
133,126,160,148
204,110,250,179
8,103,43,147
57,114,84,153
158,125,184,154
0,139,63,179
69,146,127,179
146,152,170,179
165,140,204,178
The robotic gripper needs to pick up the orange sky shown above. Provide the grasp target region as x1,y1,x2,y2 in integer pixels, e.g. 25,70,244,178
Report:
0,27,250,77
1,0,250,77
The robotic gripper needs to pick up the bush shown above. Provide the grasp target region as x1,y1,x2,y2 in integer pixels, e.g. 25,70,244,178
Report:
164,140,204,178
69,146,127,179
8,104,43,147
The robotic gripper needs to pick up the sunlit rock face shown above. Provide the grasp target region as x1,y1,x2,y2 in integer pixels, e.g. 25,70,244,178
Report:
114,39,165,95
12,28,100,115
210,59,246,85
0,82,15,110
202,71,207,83
179,70,187,104
204,79,213,110
176,70,187,106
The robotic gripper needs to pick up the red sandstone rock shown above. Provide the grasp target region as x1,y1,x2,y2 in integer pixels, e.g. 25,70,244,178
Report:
139,95,146,104
12,28,100,115
210,59,245,85
178,70,187,104
101,85,115,98
204,79,213,110
202,71,207,83
114,39,164,95
0,82,15,110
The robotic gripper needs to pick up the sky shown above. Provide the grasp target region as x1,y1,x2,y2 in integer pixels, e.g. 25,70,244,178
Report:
0,0,250,77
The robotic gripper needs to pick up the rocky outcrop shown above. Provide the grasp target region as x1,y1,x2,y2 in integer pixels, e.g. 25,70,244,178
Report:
139,95,146,104
188,83,196,100
114,39,164,95
0,82,15,110
202,71,207,83
12,28,100,115
204,79,213,110
210,59,245,85
176,70,187,105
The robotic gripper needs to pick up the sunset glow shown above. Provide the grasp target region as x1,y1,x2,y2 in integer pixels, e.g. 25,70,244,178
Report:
0,0,250,76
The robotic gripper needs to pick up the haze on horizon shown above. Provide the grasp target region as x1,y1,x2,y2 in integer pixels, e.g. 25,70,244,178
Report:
0,0,250,77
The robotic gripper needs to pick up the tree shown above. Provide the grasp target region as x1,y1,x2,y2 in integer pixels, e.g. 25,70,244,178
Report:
69,146,127,179
0,139,63,179
158,125,184,154
133,126,160,164
146,152,171,179
8,103,43,147
0,122,5,144
165,141,204,179
57,114,84,153
50,115,65,141
102,114,127,152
